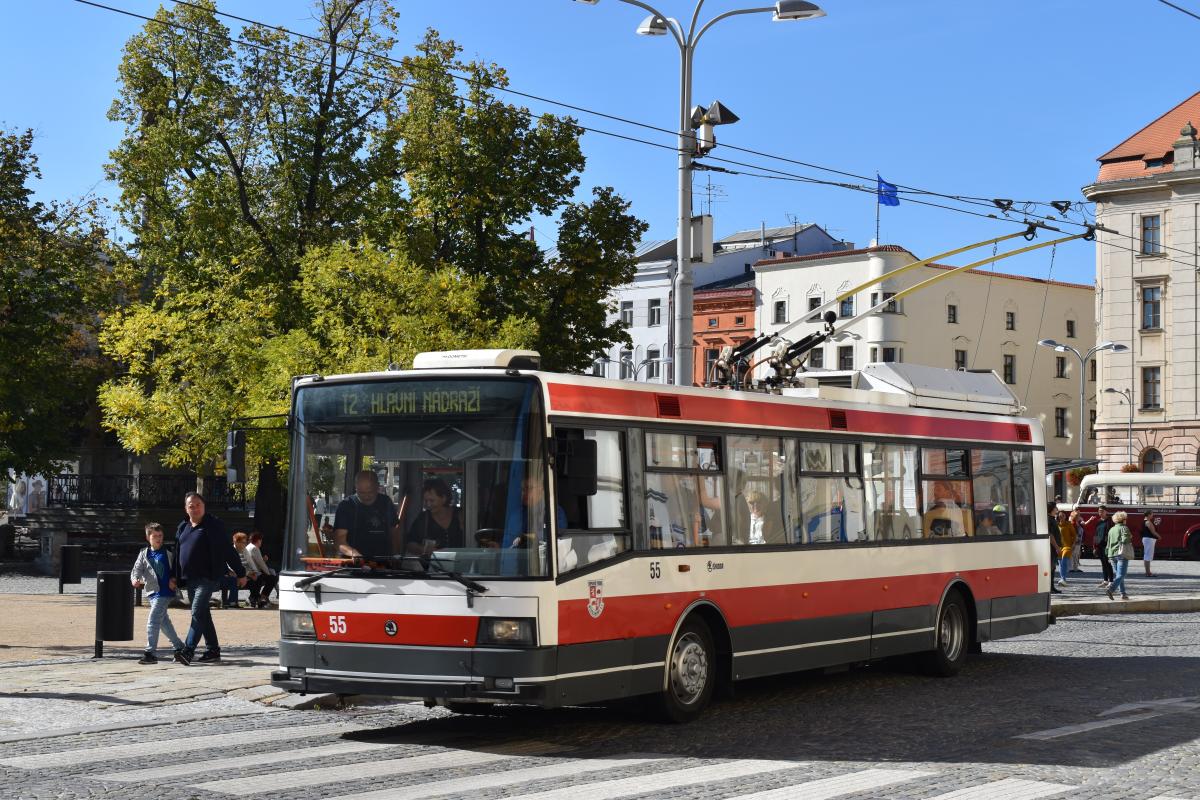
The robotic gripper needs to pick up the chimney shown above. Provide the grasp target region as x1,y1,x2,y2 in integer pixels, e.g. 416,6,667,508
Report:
1173,121,1197,171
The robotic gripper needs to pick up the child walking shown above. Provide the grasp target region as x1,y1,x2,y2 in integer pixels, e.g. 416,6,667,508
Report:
130,523,185,664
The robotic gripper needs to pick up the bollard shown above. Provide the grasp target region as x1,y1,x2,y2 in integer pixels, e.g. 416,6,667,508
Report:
94,570,135,658
59,544,82,594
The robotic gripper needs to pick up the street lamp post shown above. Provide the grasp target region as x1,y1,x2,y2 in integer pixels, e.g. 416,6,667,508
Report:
1037,339,1130,460
629,355,674,381
574,0,825,386
1103,386,1135,465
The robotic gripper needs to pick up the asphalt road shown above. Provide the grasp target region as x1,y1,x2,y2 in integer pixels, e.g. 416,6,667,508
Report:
3,612,1199,800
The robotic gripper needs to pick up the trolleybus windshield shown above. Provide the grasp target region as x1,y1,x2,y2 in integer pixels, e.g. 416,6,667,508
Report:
288,377,549,577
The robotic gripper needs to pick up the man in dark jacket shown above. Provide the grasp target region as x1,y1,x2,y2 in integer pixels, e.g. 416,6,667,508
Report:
175,492,245,664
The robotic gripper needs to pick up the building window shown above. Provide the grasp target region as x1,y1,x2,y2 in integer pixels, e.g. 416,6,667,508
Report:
1066,319,1076,338
838,346,854,371
947,304,958,324
619,349,633,380
704,348,719,382
1089,409,1097,440
708,317,718,328
839,296,854,318
591,359,605,377
1055,356,1067,378
809,348,824,368
734,315,746,327
882,347,898,363
1005,311,1015,331
955,349,967,370
647,298,661,327
1142,366,1161,409
1090,360,1097,382
1141,214,1162,255
1142,448,1163,473
869,347,877,363
869,291,898,313
774,300,788,325
1003,354,1016,385
620,301,633,326
1055,407,1068,438
807,296,821,322
1142,286,1162,329
646,347,660,380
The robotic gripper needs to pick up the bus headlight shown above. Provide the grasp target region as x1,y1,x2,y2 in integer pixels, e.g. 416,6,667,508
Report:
281,611,316,639
477,617,536,647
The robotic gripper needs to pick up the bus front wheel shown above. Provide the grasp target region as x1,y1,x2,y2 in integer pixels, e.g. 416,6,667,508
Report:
919,592,968,677
658,617,715,723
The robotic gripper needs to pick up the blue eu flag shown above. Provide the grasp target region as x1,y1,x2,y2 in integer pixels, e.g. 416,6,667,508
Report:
876,174,900,206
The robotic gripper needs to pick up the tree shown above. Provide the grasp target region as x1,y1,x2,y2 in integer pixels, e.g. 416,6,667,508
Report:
99,1,646,476
388,32,647,370
0,129,110,476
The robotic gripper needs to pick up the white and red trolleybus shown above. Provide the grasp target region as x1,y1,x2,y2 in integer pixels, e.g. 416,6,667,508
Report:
1069,472,1200,558
270,350,1051,721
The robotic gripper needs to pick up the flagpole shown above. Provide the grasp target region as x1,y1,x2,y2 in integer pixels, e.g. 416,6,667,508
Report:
875,194,881,245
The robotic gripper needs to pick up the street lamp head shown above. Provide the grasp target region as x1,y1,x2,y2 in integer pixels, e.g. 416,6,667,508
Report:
1110,343,1130,353
636,14,669,35
573,0,599,4
774,0,826,20
1037,338,1059,348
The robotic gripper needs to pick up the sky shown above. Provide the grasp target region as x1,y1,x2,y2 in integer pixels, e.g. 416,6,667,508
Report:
4,0,1200,287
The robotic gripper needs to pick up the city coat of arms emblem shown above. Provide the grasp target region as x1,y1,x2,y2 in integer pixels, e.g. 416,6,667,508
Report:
587,580,605,619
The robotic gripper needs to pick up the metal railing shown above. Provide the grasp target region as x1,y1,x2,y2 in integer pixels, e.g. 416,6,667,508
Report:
47,474,246,509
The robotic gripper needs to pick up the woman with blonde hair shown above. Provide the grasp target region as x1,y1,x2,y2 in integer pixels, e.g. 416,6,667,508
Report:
1068,509,1084,572
1105,511,1134,601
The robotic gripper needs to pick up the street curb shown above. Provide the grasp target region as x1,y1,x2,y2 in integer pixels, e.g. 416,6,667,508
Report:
1051,595,1200,618
269,692,342,710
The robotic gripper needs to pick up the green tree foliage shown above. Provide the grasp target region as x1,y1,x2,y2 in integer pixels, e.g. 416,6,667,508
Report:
0,129,110,476
99,0,645,476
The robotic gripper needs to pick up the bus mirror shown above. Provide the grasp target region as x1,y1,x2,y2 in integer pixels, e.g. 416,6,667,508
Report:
226,429,246,483
557,439,598,496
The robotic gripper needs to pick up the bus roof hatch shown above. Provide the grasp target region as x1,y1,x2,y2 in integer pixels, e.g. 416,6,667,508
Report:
411,349,542,371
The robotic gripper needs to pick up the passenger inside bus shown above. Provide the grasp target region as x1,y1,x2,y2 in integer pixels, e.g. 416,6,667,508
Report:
405,478,464,554
741,490,783,545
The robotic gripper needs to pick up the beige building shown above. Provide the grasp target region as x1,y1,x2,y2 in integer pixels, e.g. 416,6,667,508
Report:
1084,92,1200,473
754,245,1097,464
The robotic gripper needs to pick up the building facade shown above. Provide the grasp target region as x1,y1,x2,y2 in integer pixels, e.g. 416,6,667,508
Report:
597,223,849,383
1084,92,1200,473
754,245,1096,463
692,275,756,385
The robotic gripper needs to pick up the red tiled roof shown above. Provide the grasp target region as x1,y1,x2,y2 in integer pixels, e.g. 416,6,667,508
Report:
1096,91,1200,183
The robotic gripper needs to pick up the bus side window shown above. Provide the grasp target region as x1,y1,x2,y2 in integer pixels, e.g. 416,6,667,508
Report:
554,428,630,573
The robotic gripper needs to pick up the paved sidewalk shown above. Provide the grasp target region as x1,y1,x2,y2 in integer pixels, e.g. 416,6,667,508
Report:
1049,556,1200,617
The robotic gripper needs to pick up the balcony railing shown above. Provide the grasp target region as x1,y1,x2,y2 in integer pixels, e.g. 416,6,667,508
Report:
47,474,246,509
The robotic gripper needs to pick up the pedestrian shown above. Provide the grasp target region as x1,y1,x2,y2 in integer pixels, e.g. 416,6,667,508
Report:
175,492,246,665
1106,510,1134,600
1055,511,1075,588
245,531,278,607
1093,505,1114,587
1069,509,1085,572
129,522,184,665
1141,511,1160,577
1047,502,1063,594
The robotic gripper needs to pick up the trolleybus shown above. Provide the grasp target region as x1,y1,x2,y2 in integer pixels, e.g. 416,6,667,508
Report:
1069,472,1200,558
269,350,1051,721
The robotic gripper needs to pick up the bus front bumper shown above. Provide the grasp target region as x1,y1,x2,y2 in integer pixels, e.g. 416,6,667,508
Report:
271,639,554,704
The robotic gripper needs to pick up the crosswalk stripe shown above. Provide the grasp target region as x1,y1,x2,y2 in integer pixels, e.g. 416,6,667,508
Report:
323,755,688,800
0,722,358,770
720,768,936,800
1013,711,1167,740
922,778,1075,800
194,743,570,795
92,739,393,782
467,758,806,800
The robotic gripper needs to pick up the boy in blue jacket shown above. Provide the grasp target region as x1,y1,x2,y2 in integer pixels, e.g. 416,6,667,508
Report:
130,523,184,665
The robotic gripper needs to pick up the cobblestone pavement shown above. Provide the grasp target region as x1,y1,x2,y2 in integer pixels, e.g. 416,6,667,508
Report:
2,612,1199,800
1055,556,1200,598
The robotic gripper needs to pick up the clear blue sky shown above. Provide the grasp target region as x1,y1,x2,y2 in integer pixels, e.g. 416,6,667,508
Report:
5,0,1199,286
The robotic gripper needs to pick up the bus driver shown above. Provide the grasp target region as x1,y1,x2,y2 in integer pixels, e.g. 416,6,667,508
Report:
333,470,401,559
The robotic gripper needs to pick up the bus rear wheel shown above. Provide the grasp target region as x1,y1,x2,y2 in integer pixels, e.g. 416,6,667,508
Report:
919,592,968,677
657,617,715,723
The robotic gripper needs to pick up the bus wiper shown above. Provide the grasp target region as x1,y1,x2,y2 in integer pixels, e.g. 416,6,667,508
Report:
425,556,488,606
294,565,370,590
